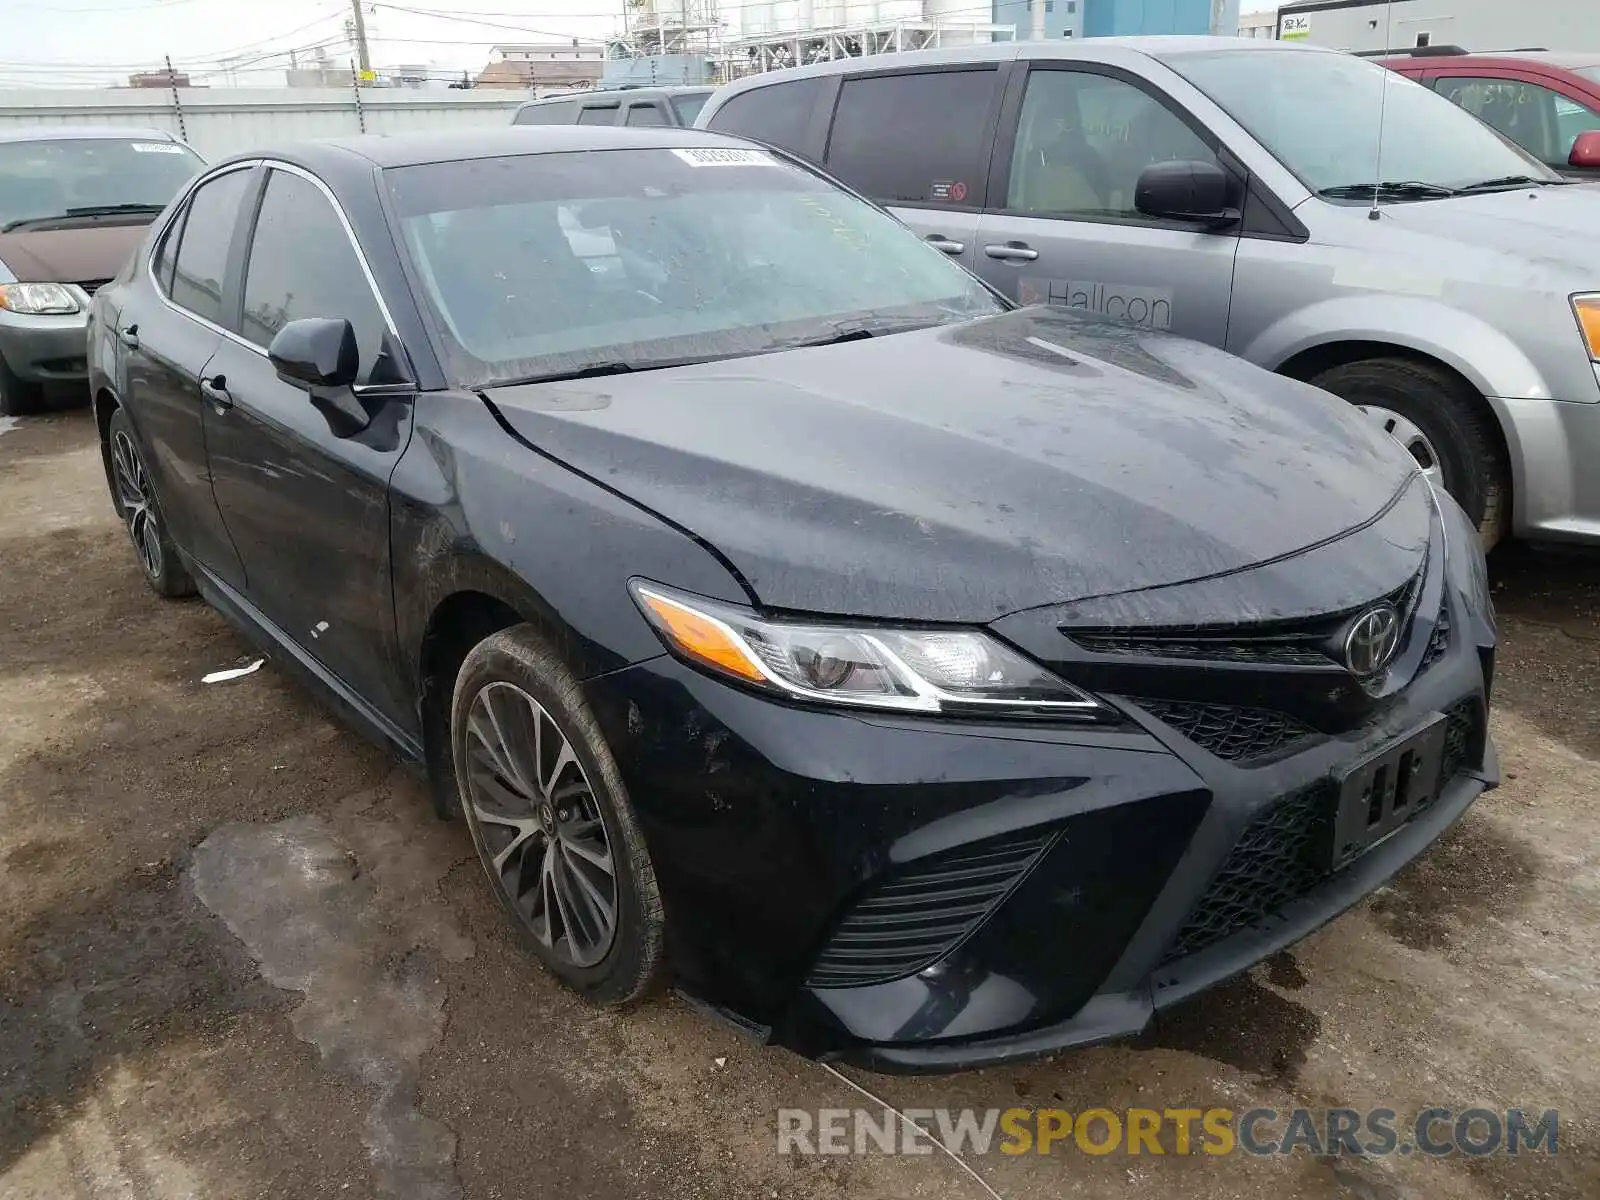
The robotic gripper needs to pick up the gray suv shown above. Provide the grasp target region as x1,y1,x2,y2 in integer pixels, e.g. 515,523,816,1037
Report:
699,37,1600,547
513,86,713,129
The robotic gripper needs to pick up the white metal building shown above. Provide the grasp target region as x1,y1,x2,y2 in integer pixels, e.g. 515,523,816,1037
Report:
1277,0,1600,54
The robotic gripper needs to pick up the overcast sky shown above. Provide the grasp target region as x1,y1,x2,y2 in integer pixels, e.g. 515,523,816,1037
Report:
1,0,641,87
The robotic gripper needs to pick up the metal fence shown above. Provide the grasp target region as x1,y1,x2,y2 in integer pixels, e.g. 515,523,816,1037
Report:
0,86,530,161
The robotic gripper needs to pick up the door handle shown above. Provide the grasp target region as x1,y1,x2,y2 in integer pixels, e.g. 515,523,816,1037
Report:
117,324,139,350
983,242,1040,262
924,235,966,255
200,375,233,413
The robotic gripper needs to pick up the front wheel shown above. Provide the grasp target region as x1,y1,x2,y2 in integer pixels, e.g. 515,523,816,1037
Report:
104,407,195,597
451,626,666,1006
1311,357,1507,550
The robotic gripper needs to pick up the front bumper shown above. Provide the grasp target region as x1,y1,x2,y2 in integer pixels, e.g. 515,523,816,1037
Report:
583,575,1496,1073
0,307,91,384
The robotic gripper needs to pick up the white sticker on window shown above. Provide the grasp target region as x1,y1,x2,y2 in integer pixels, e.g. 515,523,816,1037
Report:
670,147,776,168
131,142,187,154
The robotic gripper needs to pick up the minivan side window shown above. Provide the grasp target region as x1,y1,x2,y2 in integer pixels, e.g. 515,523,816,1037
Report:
625,102,668,127
239,169,387,382
516,100,577,125
704,77,825,156
1007,69,1218,219
827,69,998,205
1435,76,1600,165
576,105,619,126
168,169,251,325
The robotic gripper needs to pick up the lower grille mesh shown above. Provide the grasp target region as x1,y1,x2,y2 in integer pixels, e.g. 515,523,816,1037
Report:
807,830,1054,989
1164,696,1484,964
1138,700,1316,762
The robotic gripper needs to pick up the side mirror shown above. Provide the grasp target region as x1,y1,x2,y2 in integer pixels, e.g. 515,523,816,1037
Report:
1569,130,1600,169
1134,160,1241,228
268,317,359,390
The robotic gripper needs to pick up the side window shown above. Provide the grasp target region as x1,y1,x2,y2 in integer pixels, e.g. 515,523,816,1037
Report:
515,100,575,125
1437,77,1597,164
826,70,998,205
1006,69,1218,219
151,206,187,295
576,104,619,126
625,102,668,127
240,169,387,382
704,77,824,156
168,169,250,325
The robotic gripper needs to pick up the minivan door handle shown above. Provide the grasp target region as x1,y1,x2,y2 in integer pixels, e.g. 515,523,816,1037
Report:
924,235,966,255
116,324,139,350
983,241,1039,263
199,375,233,413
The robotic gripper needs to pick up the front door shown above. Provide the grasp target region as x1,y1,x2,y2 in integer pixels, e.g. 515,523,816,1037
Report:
974,64,1240,347
1430,71,1600,179
202,165,415,729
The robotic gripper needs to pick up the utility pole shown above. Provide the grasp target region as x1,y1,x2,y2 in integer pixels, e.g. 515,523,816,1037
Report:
349,0,372,79
1031,0,1045,42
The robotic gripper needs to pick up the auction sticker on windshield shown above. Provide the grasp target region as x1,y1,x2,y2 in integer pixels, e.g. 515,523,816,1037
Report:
131,142,188,154
671,148,776,168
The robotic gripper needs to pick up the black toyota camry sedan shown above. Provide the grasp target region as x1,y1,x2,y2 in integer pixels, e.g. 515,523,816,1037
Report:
87,126,1498,1073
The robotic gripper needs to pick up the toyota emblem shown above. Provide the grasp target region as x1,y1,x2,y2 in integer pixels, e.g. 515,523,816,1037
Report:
1343,605,1401,676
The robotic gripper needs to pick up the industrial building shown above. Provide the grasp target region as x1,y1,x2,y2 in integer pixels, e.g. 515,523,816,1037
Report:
1276,0,1600,54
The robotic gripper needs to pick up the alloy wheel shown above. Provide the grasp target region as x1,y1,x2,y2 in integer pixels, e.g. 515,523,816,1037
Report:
110,429,165,580
1359,405,1445,489
463,681,618,968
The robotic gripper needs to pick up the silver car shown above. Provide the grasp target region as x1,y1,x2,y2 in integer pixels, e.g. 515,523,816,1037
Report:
699,37,1600,547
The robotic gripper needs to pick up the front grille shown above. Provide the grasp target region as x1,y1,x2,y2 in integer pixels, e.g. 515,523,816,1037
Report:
76,278,111,297
1137,700,1316,762
1163,781,1333,963
806,830,1054,989
1419,602,1451,672
1164,695,1484,964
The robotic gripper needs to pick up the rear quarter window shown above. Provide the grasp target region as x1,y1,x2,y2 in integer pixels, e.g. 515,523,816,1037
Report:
704,77,825,156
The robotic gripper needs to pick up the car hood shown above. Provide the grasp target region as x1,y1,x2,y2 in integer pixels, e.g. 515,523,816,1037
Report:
0,223,147,285
485,307,1419,622
1372,182,1600,269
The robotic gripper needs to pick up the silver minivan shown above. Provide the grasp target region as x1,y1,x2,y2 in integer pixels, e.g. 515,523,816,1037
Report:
699,37,1600,548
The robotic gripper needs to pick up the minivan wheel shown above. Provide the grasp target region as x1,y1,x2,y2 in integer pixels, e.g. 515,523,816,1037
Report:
1311,357,1506,549
451,626,666,1005
104,407,196,597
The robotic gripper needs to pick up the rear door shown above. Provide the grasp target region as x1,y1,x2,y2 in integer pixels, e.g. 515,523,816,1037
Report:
201,164,416,727
123,164,256,588
972,62,1239,345
819,65,1006,273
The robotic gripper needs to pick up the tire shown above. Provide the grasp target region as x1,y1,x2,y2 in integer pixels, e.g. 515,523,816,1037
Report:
1310,357,1507,550
104,407,196,598
0,352,44,416
451,625,666,1006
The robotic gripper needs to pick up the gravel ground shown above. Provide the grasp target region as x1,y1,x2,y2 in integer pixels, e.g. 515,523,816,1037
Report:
2,408,1597,1200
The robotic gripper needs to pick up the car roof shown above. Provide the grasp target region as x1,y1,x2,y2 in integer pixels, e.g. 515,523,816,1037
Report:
210,125,763,173
522,85,711,104
1383,50,1600,72
0,124,183,145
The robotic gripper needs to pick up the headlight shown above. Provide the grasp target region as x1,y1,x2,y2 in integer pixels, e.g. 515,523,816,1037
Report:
631,581,1109,720
0,282,80,315
1571,293,1600,361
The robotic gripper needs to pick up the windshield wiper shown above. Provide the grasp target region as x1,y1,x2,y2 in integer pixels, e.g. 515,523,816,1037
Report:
776,317,944,350
1317,181,1460,200
1456,174,1560,192
2,203,167,233
498,354,733,386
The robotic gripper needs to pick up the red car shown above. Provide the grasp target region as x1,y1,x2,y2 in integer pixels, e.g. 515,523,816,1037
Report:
1379,49,1600,178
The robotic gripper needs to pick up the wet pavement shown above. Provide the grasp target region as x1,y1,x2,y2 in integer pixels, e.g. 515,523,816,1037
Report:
2,409,1596,1199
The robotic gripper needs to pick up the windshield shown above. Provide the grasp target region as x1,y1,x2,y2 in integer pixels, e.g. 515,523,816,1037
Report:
385,147,1002,388
1165,49,1560,194
0,137,204,230
671,92,711,124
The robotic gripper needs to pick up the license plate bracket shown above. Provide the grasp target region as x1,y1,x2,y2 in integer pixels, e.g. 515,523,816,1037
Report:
1330,714,1448,871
